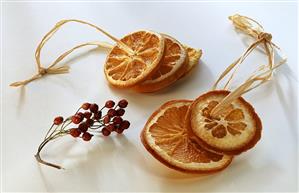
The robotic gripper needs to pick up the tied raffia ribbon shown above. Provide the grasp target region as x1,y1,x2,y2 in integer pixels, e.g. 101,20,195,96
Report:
10,19,133,87
210,14,287,117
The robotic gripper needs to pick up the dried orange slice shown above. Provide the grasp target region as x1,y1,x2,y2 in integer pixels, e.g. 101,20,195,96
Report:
189,90,262,155
180,46,202,79
133,34,187,92
104,31,165,88
141,100,233,173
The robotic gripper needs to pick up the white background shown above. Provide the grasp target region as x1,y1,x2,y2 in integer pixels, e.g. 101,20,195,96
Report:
2,1,298,192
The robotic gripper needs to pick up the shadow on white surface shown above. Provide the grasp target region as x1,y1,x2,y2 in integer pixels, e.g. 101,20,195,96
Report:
35,134,145,192
274,64,298,138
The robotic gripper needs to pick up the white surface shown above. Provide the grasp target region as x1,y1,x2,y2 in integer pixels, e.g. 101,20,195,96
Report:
2,2,298,192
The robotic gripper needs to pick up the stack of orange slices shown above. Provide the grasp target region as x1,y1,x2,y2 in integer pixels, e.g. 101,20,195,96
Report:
104,31,202,92
141,90,262,173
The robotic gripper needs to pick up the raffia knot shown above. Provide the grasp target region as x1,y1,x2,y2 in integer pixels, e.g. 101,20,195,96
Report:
39,68,48,75
258,32,272,42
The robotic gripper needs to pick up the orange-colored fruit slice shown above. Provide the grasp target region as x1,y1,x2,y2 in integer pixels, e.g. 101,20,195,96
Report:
133,34,187,92
189,90,262,155
141,100,233,173
180,46,202,79
104,30,165,88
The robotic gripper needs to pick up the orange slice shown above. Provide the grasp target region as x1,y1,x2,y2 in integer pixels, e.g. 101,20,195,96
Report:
133,34,187,93
141,100,233,173
189,90,262,155
180,46,202,79
104,30,165,88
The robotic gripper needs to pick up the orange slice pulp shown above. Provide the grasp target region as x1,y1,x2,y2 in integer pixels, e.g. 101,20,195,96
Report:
104,30,165,88
189,90,262,155
141,100,233,173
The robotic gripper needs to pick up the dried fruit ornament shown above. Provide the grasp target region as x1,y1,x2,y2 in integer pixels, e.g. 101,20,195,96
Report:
35,99,130,169
141,14,286,173
10,20,201,92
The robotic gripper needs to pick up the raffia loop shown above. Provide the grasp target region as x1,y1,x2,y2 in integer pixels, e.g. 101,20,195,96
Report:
10,19,122,87
210,14,287,117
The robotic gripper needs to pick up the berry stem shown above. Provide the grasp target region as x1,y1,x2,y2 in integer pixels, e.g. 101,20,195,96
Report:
44,123,55,140
35,127,69,169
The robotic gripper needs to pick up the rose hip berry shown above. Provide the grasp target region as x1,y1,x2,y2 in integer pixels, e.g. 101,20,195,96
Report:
118,99,128,108
81,103,91,110
84,112,92,119
106,124,115,132
108,109,117,117
82,132,93,141
116,108,125,116
90,103,99,113
85,119,94,127
120,120,130,130
105,100,115,108
53,116,64,125
115,128,124,134
72,115,82,124
103,116,110,124
102,128,111,136
70,128,81,137
113,116,123,124
77,112,84,119
78,122,88,133
93,111,102,120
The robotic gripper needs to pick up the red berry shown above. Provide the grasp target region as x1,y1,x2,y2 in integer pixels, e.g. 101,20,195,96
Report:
90,103,99,113
102,128,111,136
72,115,83,124
81,103,91,110
84,112,92,119
113,116,123,124
78,122,88,133
69,128,81,137
105,100,115,108
115,127,124,134
120,120,130,130
85,119,94,127
106,124,115,132
93,111,102,120
118,99,128,108
103,116,110,124
82,132,93,141
108,109,117,117
116,108,125,116
77,112,84,119
53,116,64,125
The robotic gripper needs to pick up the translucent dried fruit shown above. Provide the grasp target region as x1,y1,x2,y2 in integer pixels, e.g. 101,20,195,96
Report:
189,90,262,155
134,34,187,93
141,100,232,173
104,31,165,88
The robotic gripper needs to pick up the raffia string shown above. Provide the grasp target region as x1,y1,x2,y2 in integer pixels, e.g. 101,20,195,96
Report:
9,19,132,87
210,14,287,117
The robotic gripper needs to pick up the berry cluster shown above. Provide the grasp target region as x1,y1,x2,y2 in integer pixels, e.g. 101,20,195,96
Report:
35,99,130,169
67,99,130,141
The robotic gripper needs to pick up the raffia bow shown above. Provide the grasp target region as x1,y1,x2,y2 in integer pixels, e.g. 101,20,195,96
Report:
9,19,134,87
210,14,287,117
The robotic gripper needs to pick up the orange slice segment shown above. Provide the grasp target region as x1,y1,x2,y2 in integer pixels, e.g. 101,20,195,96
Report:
141,100,233,173
190,90,262,155
133,34,187,92
180,46,202,79
104,30,165,88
